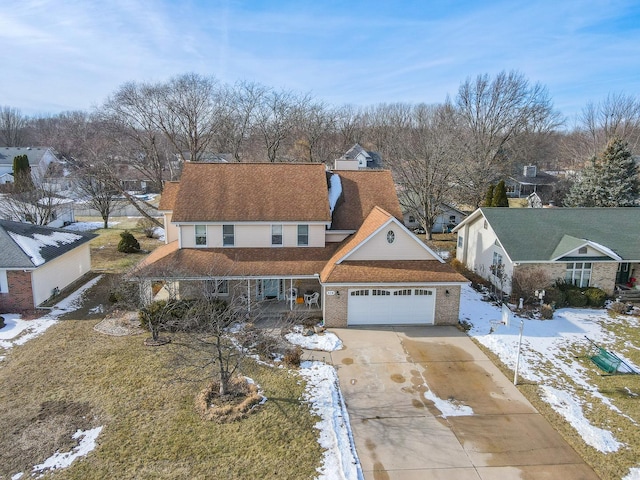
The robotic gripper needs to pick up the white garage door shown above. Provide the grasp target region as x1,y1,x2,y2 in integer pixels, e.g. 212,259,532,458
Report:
347,288,436,325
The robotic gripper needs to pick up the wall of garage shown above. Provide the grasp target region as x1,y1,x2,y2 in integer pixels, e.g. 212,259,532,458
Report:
323,284,461,328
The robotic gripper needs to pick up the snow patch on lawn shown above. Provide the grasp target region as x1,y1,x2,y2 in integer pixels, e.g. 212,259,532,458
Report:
460,284,639,454
63,221,119,232
300,361,363,480
286,326,343,351
0,276,102,358
32,426,103,474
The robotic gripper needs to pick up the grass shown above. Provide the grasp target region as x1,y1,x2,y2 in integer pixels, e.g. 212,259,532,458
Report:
1,219,323,479
470,312,640,480
0,276,323,479
81,216,164,273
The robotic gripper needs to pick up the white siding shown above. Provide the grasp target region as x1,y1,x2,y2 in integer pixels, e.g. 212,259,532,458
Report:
31,243,92,306
0,270,7,293
163,213,179,244
347,226,437,261
178,223,326,248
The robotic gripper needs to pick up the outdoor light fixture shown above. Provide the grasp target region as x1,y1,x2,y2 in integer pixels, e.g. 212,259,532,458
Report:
445,289,450,297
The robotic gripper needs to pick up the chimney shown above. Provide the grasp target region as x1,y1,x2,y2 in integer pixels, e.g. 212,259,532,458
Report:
524,165,537,177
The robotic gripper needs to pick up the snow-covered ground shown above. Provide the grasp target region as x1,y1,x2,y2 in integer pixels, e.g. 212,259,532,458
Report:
285,326,343,352
459,284,640,477
63,221,119,232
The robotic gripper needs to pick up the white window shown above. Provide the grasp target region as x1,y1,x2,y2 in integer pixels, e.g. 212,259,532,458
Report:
566,262,591,288
393,289,412,296
298,225,309,246
415,289,433,296
223,225,234,246
205,279,229,297
350,289,369,296
0,270,8,293
491,251,503,277
372,289,390,296
195,225,207,246
272,225,283,246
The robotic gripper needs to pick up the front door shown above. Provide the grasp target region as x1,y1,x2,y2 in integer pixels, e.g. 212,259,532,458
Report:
616,263,631,285
258,279,282,299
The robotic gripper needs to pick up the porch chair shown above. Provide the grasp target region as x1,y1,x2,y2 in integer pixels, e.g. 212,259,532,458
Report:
305,291,320,309
285,287,298,302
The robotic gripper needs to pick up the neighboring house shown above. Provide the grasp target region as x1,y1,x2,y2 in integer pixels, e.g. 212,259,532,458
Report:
0,147,62,180
403,203,468,234
137,162,467,327
0,220,95,311
505,165,559,201
0,192,75,228
0,173,14,185
334,143,383,170
453,207,640,296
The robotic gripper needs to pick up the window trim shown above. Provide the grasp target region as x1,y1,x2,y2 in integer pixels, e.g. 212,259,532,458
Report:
297,224,309,246
222,224,234,246
271,224,283,246
195,225,207,246
566,262,592,288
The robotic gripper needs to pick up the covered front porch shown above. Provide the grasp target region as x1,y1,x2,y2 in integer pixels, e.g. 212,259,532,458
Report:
149,275,323,315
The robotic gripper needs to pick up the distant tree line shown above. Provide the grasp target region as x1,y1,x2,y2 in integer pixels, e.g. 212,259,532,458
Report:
1,71,639,235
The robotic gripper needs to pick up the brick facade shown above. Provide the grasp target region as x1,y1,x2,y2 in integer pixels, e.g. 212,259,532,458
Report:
513,262,617,295
0,270,34,312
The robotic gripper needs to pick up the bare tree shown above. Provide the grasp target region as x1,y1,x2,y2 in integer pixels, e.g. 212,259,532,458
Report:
452,70,559,206
389,104,460,240
580,92,640,156
335,104,366,152
73,164,119,229
254,89,307,162
292,101,337,163
0,106,29,146
0,172,68,226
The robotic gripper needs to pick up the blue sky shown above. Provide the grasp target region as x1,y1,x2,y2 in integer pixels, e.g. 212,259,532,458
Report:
1,0,639,121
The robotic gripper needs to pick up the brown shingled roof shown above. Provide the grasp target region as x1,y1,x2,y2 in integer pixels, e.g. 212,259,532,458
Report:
171,163,332,223
158,181,180,211
323,260,468,284
133,241,340,278
321,206,393,281
330,170,403,231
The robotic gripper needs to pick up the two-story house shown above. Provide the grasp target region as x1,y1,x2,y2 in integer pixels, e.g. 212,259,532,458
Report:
135,163,466,327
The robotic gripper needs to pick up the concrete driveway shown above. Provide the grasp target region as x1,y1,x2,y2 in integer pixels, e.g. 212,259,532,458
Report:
328,326,599,480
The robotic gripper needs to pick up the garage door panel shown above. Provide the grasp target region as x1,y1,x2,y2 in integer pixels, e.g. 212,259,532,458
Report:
348,288,435,325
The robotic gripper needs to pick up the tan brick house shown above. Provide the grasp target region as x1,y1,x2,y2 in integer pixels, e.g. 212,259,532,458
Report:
135,162,467,327
453,207,640,296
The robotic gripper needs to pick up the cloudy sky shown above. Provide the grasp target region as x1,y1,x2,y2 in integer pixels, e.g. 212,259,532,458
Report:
1,0,638,120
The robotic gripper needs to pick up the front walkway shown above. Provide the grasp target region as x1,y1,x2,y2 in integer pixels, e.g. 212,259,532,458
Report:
328,326,599,480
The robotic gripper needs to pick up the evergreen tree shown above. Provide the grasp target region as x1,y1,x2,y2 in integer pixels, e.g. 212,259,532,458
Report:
491,180,509,207
565,137,638,207
483,184,495,207
12,154,34,192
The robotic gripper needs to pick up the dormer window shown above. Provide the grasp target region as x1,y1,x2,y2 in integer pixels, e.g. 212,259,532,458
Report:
298,225,309,246
578,246,588,255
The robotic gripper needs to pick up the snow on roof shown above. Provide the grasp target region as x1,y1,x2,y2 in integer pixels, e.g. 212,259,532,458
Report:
587,240,622,261
8,231,83,266
328,173,342,214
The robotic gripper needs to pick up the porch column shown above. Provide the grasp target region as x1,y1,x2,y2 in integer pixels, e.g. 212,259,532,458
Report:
247,279,251,313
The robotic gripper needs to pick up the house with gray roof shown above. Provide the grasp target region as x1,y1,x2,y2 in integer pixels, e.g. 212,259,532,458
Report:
0,220,95,311
0,147,62,180
334,143,383,170
452,207,640,296
505,165,559,202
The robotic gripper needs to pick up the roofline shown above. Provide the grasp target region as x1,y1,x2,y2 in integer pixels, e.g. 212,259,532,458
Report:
337,215,445,264
322,281,469,287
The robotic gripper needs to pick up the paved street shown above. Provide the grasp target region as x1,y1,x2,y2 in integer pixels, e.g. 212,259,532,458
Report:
328,326,599,480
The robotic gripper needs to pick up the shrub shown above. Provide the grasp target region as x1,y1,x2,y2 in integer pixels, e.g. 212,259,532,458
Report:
566,289,588,307
544,287,567,309
608,301,629,316
539,304,554,319
511,268,552,304
117,230,141,253
283,346,303,367
583,287,607,307
0,316,4,329
137,218,159,238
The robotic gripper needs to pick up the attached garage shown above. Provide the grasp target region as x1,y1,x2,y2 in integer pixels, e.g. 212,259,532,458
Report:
347,287,435,325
